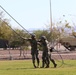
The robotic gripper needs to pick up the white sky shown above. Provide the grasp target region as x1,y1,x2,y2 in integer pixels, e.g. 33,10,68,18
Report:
0,0,76,30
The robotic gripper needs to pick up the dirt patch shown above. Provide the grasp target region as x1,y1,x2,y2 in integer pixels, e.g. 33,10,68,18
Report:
0,49,76,60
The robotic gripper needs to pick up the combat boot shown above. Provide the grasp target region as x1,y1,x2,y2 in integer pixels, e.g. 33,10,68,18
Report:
54,64,57,68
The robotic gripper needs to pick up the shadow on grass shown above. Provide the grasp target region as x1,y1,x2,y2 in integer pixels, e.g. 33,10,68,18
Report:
0,67,36,70
0,67,57,70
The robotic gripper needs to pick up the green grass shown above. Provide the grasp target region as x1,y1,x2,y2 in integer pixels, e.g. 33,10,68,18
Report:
0,60,76,75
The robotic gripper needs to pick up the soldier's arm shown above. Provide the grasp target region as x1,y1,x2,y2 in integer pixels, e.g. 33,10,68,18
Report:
22,37,31,41
37,40,42,47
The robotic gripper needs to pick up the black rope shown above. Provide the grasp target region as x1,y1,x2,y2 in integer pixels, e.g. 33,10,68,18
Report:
53,50,64,67
52,50,74,67
0,5,31,35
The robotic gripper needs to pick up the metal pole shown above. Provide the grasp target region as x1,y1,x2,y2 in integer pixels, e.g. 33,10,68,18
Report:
50,0,52,32
50,0,53,44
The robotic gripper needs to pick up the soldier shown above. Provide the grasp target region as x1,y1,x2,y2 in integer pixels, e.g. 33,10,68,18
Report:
29,34,40,68
49,47,57,68
24,34,40,68
39,36,50,68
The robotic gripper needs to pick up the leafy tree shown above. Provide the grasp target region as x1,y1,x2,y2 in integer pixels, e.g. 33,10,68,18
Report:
0,11,29,48
0,19,12,40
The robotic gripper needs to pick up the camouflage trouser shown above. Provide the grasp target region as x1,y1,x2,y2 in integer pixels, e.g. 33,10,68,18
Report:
49,53,57,67
31,50,39,67
42,51,50,67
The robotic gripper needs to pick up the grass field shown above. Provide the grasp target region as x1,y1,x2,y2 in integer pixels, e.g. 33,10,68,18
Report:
0,60,76,75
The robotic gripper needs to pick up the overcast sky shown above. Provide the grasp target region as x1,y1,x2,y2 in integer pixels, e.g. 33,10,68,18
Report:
0,0,76,30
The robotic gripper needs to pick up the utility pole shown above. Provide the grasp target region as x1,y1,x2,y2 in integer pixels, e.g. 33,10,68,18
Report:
50,0,52,32
50,0,53,43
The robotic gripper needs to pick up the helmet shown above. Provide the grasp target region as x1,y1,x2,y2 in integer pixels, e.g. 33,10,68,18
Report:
31,34,36,38
41,36,46,40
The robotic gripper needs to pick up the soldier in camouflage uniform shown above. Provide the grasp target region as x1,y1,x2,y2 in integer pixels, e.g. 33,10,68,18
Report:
39,36,50,68
25,34,40,68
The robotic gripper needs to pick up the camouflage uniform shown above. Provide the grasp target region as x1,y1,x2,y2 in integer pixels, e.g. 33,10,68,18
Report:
27,34,39,68
39,36,50,68
49,47,57,68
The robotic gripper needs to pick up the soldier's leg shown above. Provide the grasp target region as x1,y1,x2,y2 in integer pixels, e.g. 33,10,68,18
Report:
45,53,50,68
36,50,39,67
49,54,57,68
32,53,37,68
50,59,57,68
41,52,46,68
41,57,45,68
